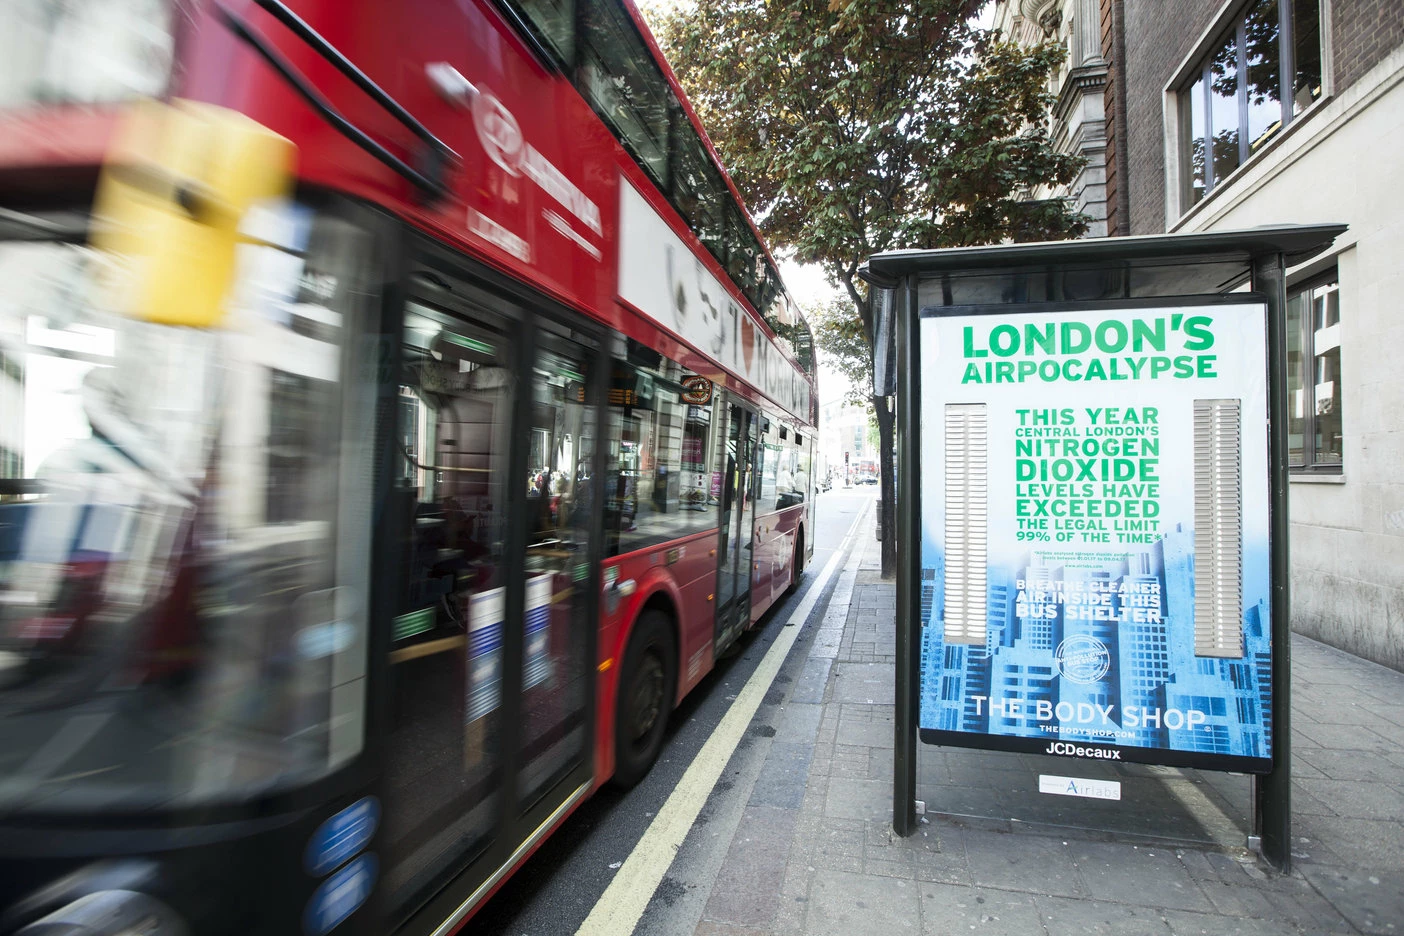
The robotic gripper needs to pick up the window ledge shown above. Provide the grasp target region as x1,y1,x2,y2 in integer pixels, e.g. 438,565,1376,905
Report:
1290,472,1346,484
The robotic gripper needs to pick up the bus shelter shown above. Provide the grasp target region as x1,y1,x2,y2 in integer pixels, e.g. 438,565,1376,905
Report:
864,225,1345,872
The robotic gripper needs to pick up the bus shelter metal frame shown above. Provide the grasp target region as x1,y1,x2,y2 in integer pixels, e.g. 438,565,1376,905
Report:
864,224,1346,874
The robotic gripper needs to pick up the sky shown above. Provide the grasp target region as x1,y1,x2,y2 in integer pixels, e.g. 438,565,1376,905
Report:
775,260,857,409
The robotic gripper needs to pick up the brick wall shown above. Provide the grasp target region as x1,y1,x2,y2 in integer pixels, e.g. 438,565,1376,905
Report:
1121,0,1221,234
1119,0,1404,235
1102,0,1121,235
1332,0,1404,92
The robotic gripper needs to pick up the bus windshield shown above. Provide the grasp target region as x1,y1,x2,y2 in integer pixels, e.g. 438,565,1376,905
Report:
0,199,376,813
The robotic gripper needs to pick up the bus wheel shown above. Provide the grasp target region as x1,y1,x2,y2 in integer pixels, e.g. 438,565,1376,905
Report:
786,529,805,595
612,609,677,788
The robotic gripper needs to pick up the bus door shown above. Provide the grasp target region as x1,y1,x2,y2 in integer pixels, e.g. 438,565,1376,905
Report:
714,399,756,652
382,260,597,932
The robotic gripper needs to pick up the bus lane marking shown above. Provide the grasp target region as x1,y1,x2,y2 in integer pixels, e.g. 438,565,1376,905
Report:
575,499,871,936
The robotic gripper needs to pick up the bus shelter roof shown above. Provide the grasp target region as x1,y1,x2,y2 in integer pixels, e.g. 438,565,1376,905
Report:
863,224,1347,300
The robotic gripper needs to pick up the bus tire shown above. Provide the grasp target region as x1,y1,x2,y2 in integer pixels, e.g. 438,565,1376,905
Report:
786,528,805,595
612,609,677,789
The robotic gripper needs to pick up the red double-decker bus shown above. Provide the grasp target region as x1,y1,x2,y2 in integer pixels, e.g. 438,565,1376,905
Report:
0,1,817,933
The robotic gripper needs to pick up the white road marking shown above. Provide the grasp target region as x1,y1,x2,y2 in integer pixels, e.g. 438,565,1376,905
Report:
575,498,872,936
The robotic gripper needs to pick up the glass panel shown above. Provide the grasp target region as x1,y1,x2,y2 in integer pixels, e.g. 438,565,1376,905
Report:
1292,0,1323,114
605,348,719,555
1184,76,1207,206
776,433,806,510
0,201,376,813
1244,0,1283,154
506,0,575,66
519,329,594,809
714,403,752,647
1312,282,1342,463
795,321,815,374
715,404,740,612
1209,31,1241,185
385,299,513,911
672,130,727,261
578,0,671,183
758,264,783,335
725,206,759,298
759,440,779,509
1286,289,1306,465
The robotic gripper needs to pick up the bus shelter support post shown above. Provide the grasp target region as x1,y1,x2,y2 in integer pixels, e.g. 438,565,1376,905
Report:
893,280,920,837
1252,250,1292,874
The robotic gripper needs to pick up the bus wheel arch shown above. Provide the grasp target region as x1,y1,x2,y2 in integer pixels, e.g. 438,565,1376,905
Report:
787,525,805,595
610,597,679,789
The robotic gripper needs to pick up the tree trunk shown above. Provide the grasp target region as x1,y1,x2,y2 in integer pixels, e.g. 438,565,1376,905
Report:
873,393,897,578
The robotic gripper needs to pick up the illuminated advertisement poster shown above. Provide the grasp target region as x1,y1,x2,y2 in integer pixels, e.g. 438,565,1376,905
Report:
918,300,1273,773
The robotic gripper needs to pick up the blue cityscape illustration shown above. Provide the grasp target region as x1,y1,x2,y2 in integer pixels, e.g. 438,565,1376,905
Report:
919,524,1273,763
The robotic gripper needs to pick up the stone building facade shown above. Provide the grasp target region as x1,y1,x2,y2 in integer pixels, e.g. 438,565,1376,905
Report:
992,0,1112,236
998,0,1404,670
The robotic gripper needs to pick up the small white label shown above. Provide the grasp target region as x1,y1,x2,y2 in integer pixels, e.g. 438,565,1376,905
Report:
1039,775,1122,800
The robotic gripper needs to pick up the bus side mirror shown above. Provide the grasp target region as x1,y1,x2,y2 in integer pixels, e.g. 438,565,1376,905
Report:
92,100,296,329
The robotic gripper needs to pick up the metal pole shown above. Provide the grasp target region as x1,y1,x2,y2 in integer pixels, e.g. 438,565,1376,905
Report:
1252,251,1292,873
893,280,921,836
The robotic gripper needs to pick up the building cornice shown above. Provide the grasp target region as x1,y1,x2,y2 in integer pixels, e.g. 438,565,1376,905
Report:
1053,63,1109,122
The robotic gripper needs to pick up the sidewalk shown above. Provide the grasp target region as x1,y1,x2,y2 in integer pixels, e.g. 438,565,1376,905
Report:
689,506,1404,936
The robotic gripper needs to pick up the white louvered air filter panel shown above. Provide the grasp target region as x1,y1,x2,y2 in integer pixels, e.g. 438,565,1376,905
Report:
944,404,988,645
1193,398,1244,658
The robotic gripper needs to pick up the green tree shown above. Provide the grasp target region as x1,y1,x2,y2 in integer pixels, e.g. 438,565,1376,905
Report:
809,295,872,409
657,0,1089,575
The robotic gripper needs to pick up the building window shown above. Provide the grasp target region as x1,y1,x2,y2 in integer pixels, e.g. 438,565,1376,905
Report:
1179,0,1323,209
1286,272,1342,471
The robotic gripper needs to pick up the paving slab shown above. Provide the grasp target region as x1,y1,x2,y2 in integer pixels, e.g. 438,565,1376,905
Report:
750,742,815,810
1298,864,1404,935
774,702,824,740
829,662,895,705
824,777,895,823
1036,895,1174,935
918,882,1044,935
960,830,1090,899
702,805,797,929
806,869,921,936
1069,841,1212,912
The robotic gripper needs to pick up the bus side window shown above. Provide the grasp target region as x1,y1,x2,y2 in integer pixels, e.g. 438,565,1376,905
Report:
604,352,720,555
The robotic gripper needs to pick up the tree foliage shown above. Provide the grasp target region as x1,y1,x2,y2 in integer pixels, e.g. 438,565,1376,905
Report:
656,0,1090,322
656,0,1089,574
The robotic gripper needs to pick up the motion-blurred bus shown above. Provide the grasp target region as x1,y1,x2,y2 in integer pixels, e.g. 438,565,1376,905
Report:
0,1,816,933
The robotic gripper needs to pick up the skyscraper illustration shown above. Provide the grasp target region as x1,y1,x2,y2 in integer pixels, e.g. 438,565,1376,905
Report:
921,523,1273,758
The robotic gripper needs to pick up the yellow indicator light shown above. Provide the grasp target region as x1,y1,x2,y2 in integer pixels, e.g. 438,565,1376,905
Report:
598,659,613,673
93,99,295,329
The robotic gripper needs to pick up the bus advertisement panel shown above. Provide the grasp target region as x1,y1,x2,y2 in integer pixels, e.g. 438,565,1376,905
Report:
917,300,1274,774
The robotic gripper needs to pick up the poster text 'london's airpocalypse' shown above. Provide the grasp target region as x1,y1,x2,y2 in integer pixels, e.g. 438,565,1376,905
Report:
918,301,1273,773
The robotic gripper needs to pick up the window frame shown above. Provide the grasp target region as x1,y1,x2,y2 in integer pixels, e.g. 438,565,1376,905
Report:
1169,0,1330,217
1286,268,1343,474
